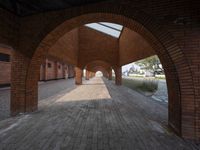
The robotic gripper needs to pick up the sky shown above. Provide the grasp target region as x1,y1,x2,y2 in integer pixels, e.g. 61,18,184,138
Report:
85,22,123,38
85,22,140,72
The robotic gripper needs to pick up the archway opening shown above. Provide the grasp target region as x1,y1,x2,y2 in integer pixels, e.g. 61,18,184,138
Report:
10,12,188,138
0,45,13,120
37,56,76,102
122,55,168,103
95,71,103,77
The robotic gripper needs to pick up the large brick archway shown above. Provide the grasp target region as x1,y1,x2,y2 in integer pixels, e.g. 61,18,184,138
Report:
10,2,196,139
85,60,113,74
90,67,109,77
85,60,113,80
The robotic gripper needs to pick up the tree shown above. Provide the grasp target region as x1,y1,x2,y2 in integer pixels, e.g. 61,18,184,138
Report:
135,55,164,76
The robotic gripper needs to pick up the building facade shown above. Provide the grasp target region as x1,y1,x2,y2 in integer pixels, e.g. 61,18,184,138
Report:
0,47,75,87
39,58,75,81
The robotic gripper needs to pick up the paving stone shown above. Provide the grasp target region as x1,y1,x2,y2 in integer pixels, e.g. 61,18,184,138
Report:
0,77,199,150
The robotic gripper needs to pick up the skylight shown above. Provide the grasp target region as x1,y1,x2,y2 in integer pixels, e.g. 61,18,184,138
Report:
85,22,123,38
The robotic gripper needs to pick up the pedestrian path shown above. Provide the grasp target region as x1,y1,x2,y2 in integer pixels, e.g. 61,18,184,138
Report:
0,77,198,150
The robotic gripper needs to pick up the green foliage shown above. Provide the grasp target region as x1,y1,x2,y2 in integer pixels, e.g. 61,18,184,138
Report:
122,78,158,93
135,55,163,75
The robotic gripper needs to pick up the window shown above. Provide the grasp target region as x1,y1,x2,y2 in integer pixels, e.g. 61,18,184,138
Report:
48,63,51,68
58,65,61,69
85,22,123,38
0,53,10,62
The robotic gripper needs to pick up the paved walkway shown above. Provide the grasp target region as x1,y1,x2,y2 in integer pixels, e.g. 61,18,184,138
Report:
152,80,168,103
0,79,76,120
0,77,199,150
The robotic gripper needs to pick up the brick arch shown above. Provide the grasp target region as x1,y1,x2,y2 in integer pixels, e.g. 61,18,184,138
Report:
92,67,108,73
85,60,112,72
84,60,114,78
86,67,110,75
88,66,110,78
12,2,195,139
92,66,109,77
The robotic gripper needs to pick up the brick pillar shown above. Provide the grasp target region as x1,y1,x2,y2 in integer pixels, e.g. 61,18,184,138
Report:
86,70,90,80
89,72,92,78
11,50,32,115
103,72,107,78
108,69,112,80
68,64,71,78
75,67,82,85
44,59,47,81
54,61,58,79
63,64,67,79
91,72,95,78
68,65,75,78
42,63,45,80
115,67,122,85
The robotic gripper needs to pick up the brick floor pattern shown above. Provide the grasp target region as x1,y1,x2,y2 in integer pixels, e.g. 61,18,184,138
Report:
0,77,199,150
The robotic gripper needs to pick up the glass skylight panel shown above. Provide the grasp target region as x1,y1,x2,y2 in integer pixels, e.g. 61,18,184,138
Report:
99,22,123,31
85,22,123,38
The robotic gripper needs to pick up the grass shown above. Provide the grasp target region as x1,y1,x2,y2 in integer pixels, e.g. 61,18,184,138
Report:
123,78,158,93
128,74,144,78
112,76,158,93
155,74,166,80
128,74,166,79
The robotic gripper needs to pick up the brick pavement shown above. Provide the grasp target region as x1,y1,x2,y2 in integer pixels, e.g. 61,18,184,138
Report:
0,79,75,120
0,77,199,150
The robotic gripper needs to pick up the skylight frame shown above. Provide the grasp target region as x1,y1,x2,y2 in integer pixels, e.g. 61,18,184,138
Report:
85,22,123,38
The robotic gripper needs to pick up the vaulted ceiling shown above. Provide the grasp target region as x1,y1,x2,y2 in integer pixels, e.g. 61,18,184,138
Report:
0,0,108,16
0,1,199,25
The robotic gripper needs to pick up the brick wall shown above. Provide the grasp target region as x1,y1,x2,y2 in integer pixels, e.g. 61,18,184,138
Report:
0,47,12,86
40,59,74,81
168,26,200,138
0,62,11,85
48,28,79,65
78,26,118,68
119,28,155,65
0,50,73,84
39,64,45,81
68,64,75,78
45,59,56,80
0,8,19,49
57,62,64,79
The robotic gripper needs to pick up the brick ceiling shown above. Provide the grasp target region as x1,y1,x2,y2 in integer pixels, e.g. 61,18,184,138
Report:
0,0,108,16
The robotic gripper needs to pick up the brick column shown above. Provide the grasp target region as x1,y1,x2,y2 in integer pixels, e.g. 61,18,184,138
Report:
86,70,90,80
63,64,67,79
68,65,71,78
89,72,92,78
103,72,107,78
54,61,58,79
68,65,75,78
11,50,32,115
44,59,47,81
115,67,122,85
108,69,112,80
75,67,83,85
91,72,95,78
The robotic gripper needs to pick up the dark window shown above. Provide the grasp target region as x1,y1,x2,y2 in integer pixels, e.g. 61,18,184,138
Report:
0,53,10,62
58,65,61,69
48,63,51,68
